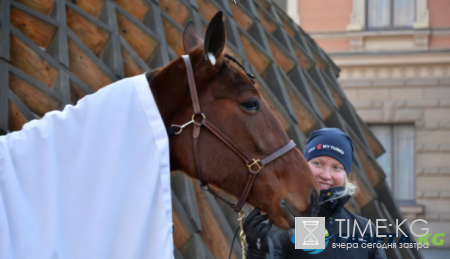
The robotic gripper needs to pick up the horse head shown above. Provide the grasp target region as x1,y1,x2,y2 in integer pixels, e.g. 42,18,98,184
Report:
147,12,319,230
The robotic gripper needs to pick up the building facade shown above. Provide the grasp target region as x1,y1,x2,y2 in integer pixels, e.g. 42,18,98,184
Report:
276,0,450,253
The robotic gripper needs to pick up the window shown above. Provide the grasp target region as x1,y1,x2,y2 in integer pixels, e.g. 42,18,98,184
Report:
367,0,415,29
369,124,415,203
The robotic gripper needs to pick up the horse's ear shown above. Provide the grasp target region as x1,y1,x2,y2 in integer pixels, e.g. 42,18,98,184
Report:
183,21,203,54
204,11,226,67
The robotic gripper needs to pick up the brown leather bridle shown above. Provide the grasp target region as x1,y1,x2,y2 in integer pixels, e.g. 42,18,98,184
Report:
168,54,296,212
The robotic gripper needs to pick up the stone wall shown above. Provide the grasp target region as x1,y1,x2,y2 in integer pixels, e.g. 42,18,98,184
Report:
336,52,450,248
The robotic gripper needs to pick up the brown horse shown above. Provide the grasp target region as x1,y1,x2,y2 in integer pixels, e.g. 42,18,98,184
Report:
146,12,319,230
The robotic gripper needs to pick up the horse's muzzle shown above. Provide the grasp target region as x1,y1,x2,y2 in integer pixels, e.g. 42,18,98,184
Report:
279,189,320,228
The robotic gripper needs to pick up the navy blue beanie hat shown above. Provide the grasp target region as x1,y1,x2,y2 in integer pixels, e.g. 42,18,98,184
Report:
303,128,354,176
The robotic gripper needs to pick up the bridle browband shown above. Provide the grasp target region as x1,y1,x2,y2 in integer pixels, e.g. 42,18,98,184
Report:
167,54,296,212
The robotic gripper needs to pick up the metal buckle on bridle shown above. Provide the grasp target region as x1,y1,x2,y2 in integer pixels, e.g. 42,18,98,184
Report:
171,120,194,135
170,113,205,135
247,159,263,173
192,113,206,122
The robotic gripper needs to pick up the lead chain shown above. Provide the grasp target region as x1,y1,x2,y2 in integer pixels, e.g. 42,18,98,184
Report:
238,211,247,259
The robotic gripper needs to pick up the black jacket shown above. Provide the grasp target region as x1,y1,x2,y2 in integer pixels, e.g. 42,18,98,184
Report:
267,190,387,259
247,187,388,259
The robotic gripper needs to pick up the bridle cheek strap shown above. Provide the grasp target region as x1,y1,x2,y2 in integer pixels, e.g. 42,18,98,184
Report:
233,140,295,211
178,55,295,212
183,54,201,115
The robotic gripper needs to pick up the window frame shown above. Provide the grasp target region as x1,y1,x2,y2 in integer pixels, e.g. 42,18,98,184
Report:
369,123,416,204
365,0,416,30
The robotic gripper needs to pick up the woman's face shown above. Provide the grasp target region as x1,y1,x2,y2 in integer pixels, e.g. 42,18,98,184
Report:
308,156,346,190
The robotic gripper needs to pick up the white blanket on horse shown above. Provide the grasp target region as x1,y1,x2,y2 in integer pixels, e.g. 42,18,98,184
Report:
0,74,173,258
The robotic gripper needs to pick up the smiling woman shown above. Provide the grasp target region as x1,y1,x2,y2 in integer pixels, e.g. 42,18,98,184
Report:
243,128,388,259
308,156,358,204
308,156,347,190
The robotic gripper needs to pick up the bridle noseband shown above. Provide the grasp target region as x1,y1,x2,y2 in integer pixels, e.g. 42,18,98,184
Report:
167,54,296,212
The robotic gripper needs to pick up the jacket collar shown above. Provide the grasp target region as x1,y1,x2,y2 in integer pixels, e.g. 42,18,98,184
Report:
319,186,352,217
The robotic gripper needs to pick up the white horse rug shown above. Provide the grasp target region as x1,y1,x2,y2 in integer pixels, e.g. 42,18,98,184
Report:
0,74,173,258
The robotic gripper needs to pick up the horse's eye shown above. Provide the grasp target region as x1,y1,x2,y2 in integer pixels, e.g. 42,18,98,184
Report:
240,99,259,111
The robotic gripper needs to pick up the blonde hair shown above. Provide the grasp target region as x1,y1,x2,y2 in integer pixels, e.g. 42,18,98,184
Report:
319,177,358,205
